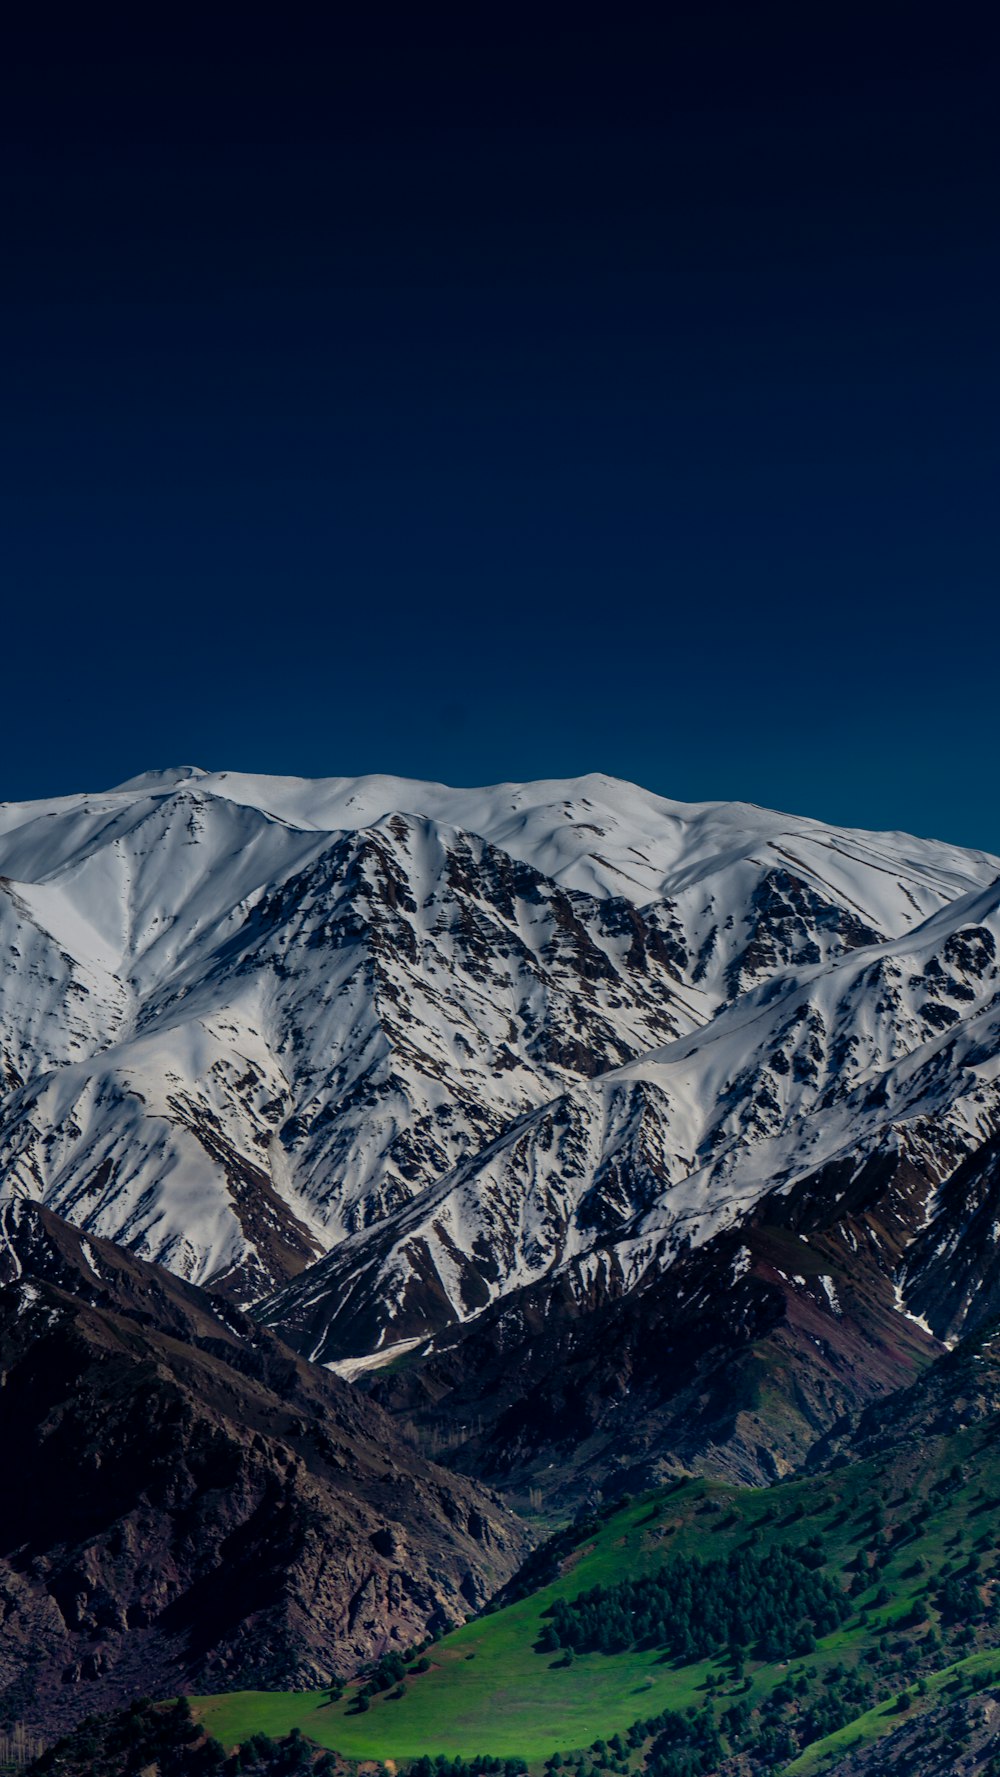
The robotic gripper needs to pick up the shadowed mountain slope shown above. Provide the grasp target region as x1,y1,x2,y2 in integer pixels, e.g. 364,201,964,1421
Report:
0,1201,525,1736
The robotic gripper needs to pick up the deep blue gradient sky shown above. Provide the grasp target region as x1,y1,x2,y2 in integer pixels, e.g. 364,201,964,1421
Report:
3,7,998,849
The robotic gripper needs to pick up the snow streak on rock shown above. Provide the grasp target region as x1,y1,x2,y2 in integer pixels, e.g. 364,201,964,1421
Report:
0,767,997,1344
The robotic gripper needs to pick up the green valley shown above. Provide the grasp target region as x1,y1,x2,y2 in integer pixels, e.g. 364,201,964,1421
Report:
192,1407,1000,1775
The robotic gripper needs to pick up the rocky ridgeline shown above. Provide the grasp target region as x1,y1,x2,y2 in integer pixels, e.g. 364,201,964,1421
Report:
2,770,1000,1493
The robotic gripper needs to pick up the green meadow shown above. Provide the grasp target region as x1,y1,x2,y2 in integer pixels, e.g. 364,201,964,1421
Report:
194,1420,1000,1773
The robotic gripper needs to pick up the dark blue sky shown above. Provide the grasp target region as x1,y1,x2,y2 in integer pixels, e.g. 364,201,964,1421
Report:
3,6,998,850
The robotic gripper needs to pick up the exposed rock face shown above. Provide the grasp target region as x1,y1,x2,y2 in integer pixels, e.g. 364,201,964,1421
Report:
3,768,1000,1509
900,1128,1000,1343
825,1305,1000,1465
829,1687,1000,1774
1,768,997,1326
361,1143,945,1502
0,1203,526,1736
262,884,1000,1368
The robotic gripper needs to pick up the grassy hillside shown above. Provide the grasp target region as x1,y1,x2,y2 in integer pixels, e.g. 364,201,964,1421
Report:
193,1415,1000,1773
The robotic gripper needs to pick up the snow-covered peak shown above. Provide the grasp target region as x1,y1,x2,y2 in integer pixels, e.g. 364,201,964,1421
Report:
3,766,995,915
108,764,209,793
0,767,998,1334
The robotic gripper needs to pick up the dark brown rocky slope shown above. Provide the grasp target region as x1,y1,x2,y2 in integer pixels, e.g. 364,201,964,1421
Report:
362,1145,945,1505
818,1303,1000,1467
0,1201,525,1737
829,1686,1000,1775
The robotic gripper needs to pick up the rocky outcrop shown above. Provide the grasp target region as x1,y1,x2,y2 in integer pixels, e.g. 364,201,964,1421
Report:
2,769,996,1319
0,1203,525,1736
829,1686,1000,1774
360,1141,948,1505
4,769,1000,1516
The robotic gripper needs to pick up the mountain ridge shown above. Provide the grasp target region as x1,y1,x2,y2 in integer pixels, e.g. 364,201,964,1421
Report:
0,1197,525,1734
1,767,999,1486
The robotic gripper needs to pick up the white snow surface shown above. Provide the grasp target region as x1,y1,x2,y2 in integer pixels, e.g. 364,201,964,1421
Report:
0,767,998,1337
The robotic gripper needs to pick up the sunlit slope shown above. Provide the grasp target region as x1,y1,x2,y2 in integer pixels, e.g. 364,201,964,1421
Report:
193,1403,1000,1770
3,766,998,1338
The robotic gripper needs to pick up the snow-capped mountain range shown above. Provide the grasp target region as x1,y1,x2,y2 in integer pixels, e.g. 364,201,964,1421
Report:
1,765,998,1365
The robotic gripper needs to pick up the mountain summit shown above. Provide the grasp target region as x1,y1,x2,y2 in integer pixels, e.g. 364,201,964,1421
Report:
1,770,999,1488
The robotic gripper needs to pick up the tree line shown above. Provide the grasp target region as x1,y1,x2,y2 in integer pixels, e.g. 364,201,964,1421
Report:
536,1540,849,1664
